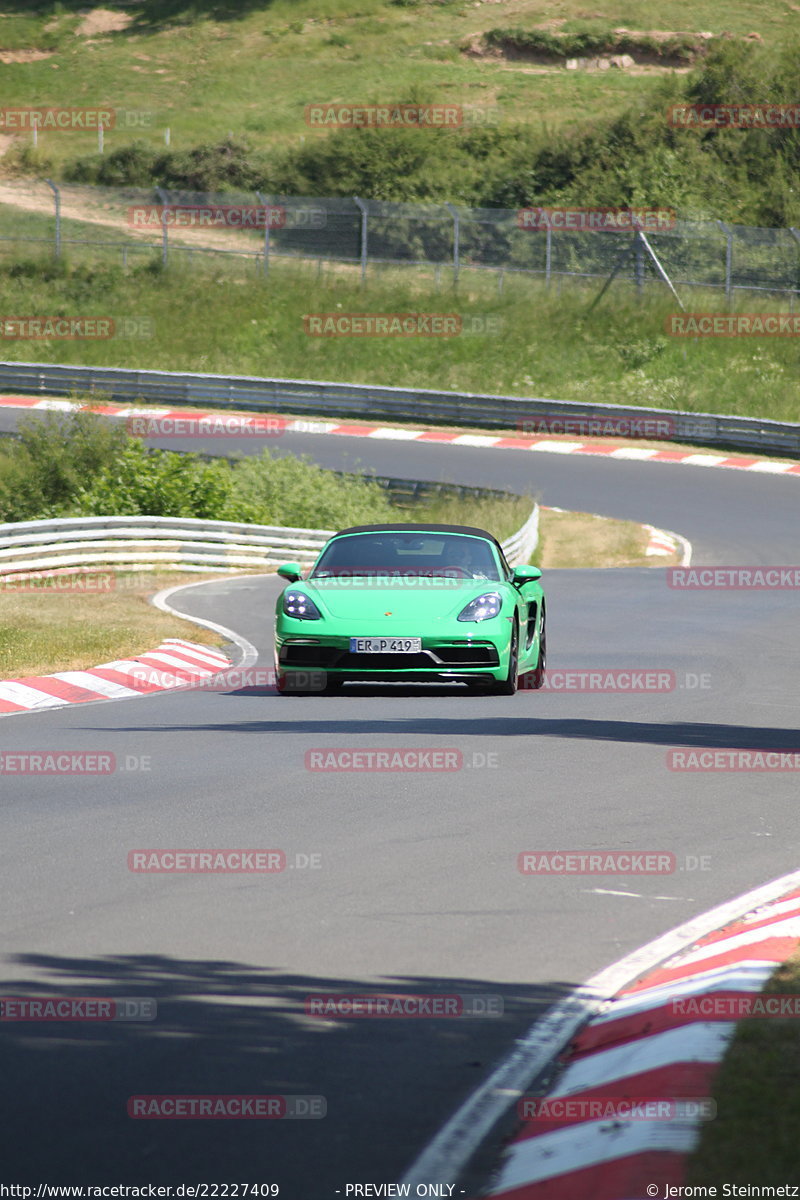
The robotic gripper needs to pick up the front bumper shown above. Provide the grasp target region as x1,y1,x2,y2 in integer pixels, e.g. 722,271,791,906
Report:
275,634,504,682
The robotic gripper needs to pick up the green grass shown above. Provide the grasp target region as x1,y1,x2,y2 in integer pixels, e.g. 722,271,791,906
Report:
0,571,225,678
409,492,534,544
0,0,794,174
0,256,796,423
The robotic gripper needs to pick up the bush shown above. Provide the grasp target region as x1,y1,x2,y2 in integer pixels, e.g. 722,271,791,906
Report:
0,410,128,521
230,449,394,528
66,136,266,193
75,440,243,519
0,411,395,529
65,141,161,187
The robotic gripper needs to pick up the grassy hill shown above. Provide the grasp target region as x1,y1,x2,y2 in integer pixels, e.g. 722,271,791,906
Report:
2,3,799,224
0,3,798,427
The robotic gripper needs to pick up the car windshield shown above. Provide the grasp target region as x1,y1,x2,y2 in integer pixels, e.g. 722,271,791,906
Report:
311,532,501,580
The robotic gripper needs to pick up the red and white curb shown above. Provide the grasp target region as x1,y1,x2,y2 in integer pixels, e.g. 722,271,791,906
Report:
0,638,231,715
542,506,688,564
3,394,799,477
644,524,681,558
479,888,800,1199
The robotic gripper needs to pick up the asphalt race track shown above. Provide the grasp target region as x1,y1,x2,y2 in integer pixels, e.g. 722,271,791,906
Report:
0,411,798,1195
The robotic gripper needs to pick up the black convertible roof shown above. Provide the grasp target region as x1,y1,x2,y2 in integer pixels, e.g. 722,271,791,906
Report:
334,523,502,547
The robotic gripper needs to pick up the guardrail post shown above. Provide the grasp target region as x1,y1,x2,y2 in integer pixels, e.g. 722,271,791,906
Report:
446,203,460,289
45,179,61,260
155,186,170,267
255,191,270,275
353,197,368,286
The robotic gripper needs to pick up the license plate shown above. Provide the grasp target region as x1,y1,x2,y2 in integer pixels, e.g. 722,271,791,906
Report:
350,637,422,654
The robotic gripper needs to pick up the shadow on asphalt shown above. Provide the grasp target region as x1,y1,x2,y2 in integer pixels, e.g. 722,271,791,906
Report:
0,953,570,1189
100,712,800,751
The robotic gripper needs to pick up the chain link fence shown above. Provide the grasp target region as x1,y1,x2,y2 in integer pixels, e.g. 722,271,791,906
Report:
0,180,798,298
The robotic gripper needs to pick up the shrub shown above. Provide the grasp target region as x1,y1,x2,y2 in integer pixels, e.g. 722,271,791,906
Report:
0,410,128,521
230,449,395,527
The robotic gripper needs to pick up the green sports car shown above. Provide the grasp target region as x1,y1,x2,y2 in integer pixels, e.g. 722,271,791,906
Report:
273,523,545,694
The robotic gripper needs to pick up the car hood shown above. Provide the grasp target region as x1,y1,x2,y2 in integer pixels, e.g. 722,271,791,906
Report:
303,578,503,623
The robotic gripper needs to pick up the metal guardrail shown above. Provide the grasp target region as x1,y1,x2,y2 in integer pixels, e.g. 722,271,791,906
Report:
0,507,539,581
2,360,798,457
502,505,540,566
0,516,334,578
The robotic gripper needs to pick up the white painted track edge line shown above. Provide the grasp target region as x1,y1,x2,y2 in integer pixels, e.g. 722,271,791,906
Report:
397,867,800,1190
0,577,261,720
151,576,260,673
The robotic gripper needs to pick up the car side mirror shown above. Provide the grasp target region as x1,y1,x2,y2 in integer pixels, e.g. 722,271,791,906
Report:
277,563,303,582
512,565,542,584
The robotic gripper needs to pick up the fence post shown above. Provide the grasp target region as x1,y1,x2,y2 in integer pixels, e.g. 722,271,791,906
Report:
353,196,368,285
545,226,552,288
255,191,270,275
44,179,61,259
446,202,460,288
717,220,733,305
788,228,800,300
155,186,169,267
634,232,645,296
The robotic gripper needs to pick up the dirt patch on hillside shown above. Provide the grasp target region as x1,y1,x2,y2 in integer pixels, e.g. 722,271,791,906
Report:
75,9,133,37
0,181,271,257
464,27,727,69
0,48,55,63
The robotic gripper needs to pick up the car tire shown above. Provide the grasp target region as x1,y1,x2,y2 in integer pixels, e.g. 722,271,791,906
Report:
275,669,296,695
491,621,519,696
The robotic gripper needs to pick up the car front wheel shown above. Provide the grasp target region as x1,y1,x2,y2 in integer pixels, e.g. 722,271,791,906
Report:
491,622,519,696
524,607,546,690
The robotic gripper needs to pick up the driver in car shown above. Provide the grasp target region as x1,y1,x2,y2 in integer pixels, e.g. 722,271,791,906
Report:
448,540,488,579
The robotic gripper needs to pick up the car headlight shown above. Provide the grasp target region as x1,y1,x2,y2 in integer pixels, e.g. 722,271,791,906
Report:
283,591,322,620
457,592,502,622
